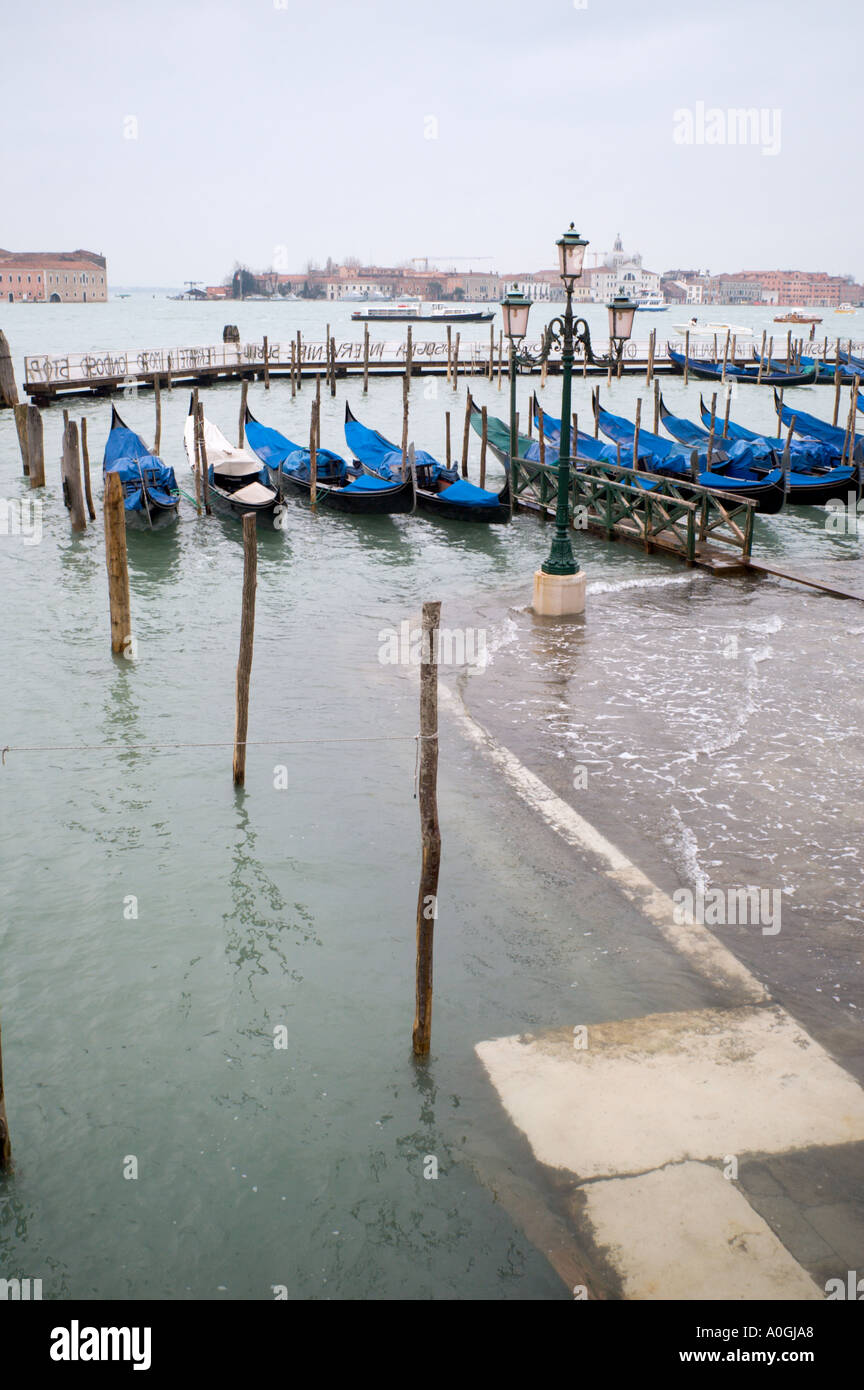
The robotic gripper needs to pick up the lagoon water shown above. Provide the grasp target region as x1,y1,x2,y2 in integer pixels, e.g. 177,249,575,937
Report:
1,296,862,1298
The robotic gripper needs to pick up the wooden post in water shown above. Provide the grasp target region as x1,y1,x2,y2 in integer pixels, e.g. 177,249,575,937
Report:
707,391,717,470
238,379,249,447
81,418,96,520
290,342,296,400
0,1015,11,1172
405,326,413,393
488,322,495,381
497,331,503,390
722,387,732,440
262,336,270,390
460,394,470,477
684,330,690,385
103,471,131,655
330,336,337,397
786,330,792,369
13,404,30,476
480,405,488,489
363,325,369,394
62,418,87,531
296,330,303,389
446,326,452,387
721,330,730,383
593,385,600,438
27,405,44,488
232,513,258,787
646,329,655,386
412,599,441,1059
833,365,842,427
310,398,318,507
153,377,162,456
444,410,451,469
453,332,460,387
653,379,660,436
197,402,212,515
0,329,19,407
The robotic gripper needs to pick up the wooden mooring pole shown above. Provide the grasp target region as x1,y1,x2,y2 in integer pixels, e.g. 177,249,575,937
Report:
263,336,270,390
232,513,258,787
412,599,441,1059
62,418,87,531
0,329,19,407
363,325,370,394
81,418,96,520
153,377,162,456
0,1014,11,1173
683,330,690,386
480,405,488,489
239,378,249,447
13,404,30,476
103,471,132,656
405,325,413,392
26,405,44,488
460,394,470,477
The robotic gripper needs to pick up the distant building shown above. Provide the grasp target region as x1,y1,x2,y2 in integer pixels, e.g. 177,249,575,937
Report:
585,234,660,304
0,248,107,302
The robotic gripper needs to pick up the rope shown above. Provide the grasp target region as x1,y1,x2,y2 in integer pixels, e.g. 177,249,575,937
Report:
1,733,437,764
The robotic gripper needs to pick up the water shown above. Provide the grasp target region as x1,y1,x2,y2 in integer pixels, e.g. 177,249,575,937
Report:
1,297,862,1298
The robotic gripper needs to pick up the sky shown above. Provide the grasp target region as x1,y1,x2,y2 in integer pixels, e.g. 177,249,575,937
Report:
1,0,861,285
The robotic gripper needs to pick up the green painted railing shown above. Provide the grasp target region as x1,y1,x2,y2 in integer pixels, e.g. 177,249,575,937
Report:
511,456,755,563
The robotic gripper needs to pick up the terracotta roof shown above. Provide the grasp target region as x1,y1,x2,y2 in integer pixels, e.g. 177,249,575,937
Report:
0,248,106,269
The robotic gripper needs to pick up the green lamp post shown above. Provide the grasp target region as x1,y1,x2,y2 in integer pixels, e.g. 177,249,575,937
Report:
500,226,638,583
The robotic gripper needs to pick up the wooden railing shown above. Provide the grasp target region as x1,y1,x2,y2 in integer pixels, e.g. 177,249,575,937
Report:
511,455,756,563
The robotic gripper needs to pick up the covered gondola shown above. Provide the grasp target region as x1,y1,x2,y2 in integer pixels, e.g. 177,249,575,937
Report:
244,406,413,514
667,347,816,387
183,397,281,527
344,404,510,523
103,406,180,528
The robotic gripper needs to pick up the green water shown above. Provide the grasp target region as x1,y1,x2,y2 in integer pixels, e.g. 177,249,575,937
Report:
1,299,862,1298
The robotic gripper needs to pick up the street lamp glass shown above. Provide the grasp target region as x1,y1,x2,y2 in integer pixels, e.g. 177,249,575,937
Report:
557,224,588,284
501,285,532,342
607,294,637,344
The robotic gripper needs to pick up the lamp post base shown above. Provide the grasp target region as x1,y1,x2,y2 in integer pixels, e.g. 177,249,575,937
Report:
532,568,587,617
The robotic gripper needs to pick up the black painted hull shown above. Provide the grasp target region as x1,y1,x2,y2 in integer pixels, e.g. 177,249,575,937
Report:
124,494,180,529
414,486,511,524
205,483,283,528
267,466,414,514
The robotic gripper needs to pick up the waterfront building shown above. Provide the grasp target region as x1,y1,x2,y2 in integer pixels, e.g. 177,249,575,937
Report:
0,248,108,302
586,234,661,304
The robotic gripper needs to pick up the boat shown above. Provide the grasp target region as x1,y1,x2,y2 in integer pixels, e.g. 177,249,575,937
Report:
635,291,668,312
103,406,180,528
350,301,495,323
667,347,817,386
243,406,413,514
183,398,282,527
774,309,822,324
664,396,859,506
673,318,753,337
590,400,786,513
836,303,857,314
771,389,864,472
343,404,510,523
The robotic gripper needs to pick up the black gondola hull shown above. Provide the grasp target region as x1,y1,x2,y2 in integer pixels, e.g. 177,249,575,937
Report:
267,466,414,514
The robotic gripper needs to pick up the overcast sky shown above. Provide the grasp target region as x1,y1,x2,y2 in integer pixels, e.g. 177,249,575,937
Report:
2,0,860,285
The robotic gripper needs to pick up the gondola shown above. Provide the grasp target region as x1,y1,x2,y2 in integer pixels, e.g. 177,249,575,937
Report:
103,406,180,528
588,400,786,513
691,397,861,505
243,405,413,515
343,404,511,523
183,397,282,527
667,347,816,387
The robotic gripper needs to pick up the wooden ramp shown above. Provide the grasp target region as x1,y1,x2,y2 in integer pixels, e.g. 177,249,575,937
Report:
743,557,864,603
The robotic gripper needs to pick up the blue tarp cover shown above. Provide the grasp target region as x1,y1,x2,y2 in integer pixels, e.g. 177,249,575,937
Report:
103,423,177,511
438,478,499,506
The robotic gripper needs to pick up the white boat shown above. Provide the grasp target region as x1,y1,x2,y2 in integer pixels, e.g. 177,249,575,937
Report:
635,291,668,312
673,317,753,337
836,302,857,314
350,300,494,323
